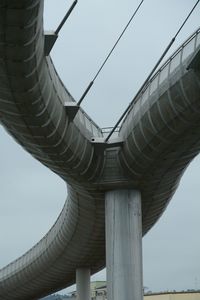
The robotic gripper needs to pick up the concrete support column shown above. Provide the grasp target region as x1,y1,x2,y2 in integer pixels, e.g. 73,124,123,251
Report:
105,189,143,300
76,268,91,300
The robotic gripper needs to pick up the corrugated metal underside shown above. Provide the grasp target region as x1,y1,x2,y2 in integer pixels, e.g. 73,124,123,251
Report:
119,64,200,233
0,186,106,299
0,1,106,299
0,0,200,299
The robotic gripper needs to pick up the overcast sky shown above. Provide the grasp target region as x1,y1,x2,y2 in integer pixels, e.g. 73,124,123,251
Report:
0,0,200,296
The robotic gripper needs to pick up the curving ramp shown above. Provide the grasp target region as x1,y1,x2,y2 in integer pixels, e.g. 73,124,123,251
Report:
0,1,200,299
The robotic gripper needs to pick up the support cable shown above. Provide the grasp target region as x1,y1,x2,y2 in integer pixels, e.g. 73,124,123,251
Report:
105,0,200,142
77,0,145,106
55,0,78,35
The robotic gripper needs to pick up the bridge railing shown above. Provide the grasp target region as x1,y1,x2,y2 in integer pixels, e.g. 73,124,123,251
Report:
101,126,120,138
120,27,200,134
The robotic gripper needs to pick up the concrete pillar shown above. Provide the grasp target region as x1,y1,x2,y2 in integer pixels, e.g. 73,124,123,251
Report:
76,268,91,300
105,189,143,300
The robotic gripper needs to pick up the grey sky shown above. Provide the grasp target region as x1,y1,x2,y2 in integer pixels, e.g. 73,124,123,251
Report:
0,0,200,295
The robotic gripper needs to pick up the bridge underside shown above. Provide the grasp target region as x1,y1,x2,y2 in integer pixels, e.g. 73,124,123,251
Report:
0,1,200,299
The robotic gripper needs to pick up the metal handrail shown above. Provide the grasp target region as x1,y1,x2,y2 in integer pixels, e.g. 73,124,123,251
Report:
119,26,200,130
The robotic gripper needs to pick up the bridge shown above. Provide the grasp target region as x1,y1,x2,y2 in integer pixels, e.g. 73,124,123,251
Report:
0,1,200,300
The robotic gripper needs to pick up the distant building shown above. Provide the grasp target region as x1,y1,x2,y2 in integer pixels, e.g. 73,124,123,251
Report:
91,281,107,300
68,283,200,300
68,281,106,299
145,292,200,300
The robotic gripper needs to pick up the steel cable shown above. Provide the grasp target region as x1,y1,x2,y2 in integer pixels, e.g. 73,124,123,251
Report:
78,0,145,105
105,0,200,142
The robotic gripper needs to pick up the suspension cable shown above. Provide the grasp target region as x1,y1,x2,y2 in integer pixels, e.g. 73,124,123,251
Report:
105,0,200,142
55,0,78,35
77,0,145,106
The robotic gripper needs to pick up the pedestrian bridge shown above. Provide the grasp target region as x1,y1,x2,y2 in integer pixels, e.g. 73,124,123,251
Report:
0,1,200,300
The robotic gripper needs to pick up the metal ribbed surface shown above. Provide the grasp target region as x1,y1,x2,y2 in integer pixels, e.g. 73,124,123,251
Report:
119,29,200,233
0,1,200,299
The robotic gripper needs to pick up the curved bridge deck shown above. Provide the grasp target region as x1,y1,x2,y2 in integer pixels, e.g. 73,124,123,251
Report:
0,1,200,299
